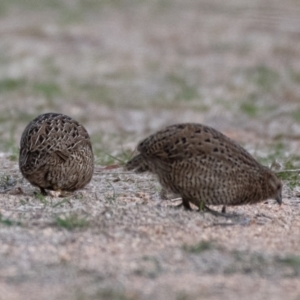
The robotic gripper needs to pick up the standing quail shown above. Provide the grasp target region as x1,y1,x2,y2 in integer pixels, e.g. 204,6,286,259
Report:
19,113,94,196
125,123,282,211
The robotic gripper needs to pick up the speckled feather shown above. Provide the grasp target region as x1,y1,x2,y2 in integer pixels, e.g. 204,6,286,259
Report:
126,123,282,209
19,113,94,193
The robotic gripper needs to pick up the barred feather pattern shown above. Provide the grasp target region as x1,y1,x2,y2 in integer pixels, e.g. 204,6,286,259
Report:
125,123,282,208
19,113,94,192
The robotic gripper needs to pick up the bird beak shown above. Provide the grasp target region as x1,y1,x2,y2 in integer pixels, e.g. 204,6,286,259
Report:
275,193,282,205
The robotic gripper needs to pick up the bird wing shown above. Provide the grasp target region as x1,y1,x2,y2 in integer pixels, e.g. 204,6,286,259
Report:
137,123,259,168
55,150,70,162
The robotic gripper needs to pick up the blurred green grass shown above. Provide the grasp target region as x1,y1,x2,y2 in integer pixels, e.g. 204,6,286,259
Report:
0,0,299,176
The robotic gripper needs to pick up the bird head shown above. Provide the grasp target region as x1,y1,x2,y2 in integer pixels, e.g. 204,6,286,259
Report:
267,171,282,205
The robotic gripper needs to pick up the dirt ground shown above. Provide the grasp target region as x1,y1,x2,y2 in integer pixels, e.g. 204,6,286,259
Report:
1,0,300,299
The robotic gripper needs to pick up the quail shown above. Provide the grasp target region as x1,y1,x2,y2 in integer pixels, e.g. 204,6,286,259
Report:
126,123,282,211
19,113,94,196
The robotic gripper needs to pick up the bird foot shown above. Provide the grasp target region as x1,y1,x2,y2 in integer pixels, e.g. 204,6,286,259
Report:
174,201,233,216
198,205,239,219
37,189,72,198
48,190,73,197
198,205,222,216
48,190,63,197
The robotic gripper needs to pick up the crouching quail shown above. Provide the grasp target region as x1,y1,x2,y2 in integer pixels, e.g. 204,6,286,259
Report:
19,113,94,196
126,123,282,212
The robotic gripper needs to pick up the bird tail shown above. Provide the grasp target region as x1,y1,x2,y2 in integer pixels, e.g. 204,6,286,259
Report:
125,154,149,173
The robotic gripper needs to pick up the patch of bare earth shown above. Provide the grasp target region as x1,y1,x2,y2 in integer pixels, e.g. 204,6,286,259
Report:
0,155,300,300
0,0,300,299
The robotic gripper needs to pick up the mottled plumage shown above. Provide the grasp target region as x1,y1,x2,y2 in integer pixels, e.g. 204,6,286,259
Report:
19,113,94,195
126,123,282,210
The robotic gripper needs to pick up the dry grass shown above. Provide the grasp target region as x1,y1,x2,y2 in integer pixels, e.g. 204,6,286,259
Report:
1,0,300,299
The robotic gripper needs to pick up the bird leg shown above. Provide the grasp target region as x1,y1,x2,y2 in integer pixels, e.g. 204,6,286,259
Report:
196,201,229,217
40,188,47,196
175,198,192,210
182,198,192,210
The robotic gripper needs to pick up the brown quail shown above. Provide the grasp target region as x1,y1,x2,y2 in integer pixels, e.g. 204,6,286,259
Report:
126,123,282,211
19,113,94,196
